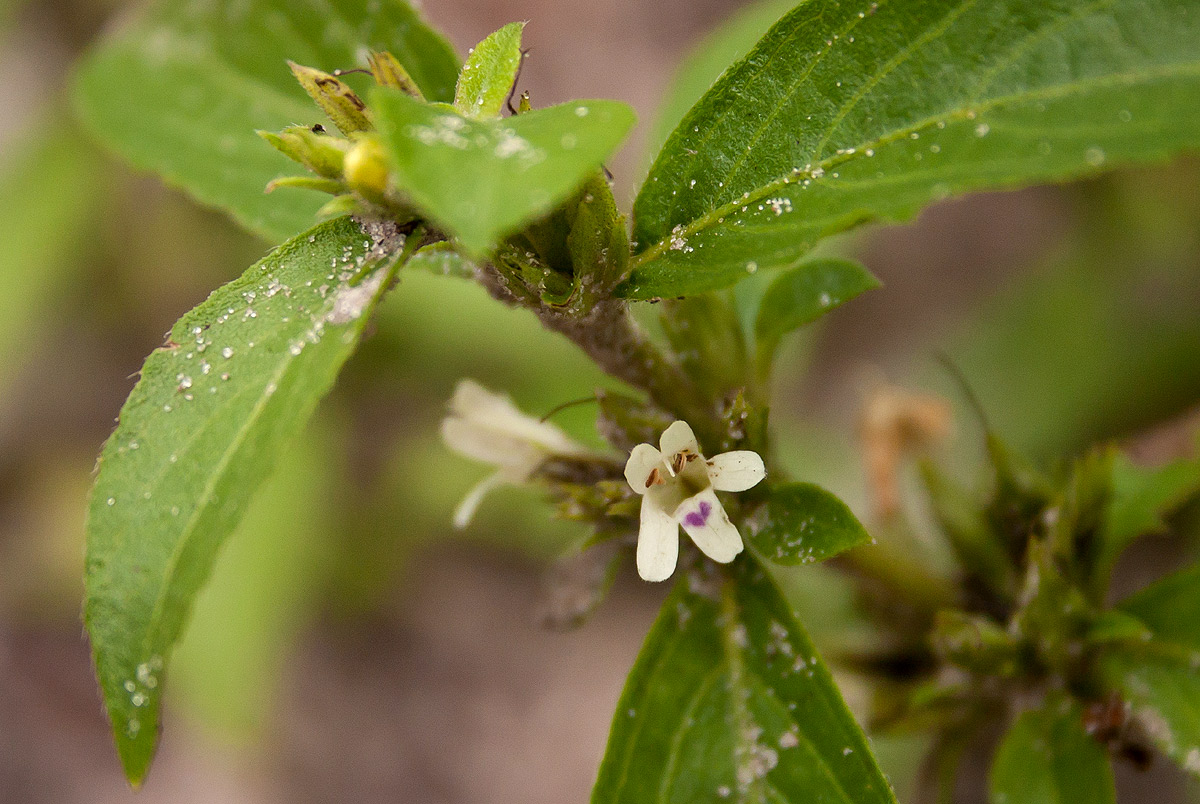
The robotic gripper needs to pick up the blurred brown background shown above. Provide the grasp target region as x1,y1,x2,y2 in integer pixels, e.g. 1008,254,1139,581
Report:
2,0,1200,802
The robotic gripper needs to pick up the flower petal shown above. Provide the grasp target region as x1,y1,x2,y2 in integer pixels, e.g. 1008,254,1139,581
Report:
659,420,700,464
624,443,665,494
674,489,743,563
707,451,766,492
636,491,680,582
452,470,508,529
447,379,591,458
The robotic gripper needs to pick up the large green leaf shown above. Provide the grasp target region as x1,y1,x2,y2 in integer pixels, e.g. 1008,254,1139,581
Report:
84,216,407,784
626,0,1200,298
750,482,872,565
592,555,897,804
988,700,1116,804
372,89,635,256
648,0,797,161
73,0,459,243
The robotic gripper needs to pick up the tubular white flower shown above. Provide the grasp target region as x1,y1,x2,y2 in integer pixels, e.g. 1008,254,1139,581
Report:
624,420,766,582
442,379,597,528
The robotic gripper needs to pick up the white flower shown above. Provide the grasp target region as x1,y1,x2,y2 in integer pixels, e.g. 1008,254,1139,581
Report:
624,420,766,582
441,379,598,529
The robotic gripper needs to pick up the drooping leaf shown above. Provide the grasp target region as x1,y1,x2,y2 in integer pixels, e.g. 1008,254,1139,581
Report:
988,699,1116,804
592,555,897,804
372,89,635,256
750,482,872,565
73,0,459,243
84,216,409,784
454,22,525,118
1098,643,1200,776
753,257,879,375
626,0,1200,298
648,0,797,161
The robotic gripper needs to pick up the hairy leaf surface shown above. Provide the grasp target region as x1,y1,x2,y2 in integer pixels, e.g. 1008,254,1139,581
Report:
592,556,896,804
627,0,1200,298
85,216,403,784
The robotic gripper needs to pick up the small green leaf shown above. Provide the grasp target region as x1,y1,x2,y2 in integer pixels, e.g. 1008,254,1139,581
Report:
988,699,1116,804
592,556,897,804
372,89,635,256
750,482,871,565
84,216,409,784
754,257,879,376
454,22,525,118
1098,452,1200,576
627,0,1200,298
1098,644,1200,776
1119,564,1200,653
73,0,459,242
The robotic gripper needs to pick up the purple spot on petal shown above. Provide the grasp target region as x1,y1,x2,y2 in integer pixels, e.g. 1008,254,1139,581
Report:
684,500,712,528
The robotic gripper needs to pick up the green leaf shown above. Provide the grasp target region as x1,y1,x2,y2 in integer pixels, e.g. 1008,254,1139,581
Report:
84,216,408,784
372,89,635,256
750,482,872,565
1098,644,1200,776
454,22,525,118
73,0,459,243
1099,452,1200,574
1119,564,1200,653
988,699,1116,804
648,0,797,161
753,257,879,376
626,0,1200,299
592,556,897,804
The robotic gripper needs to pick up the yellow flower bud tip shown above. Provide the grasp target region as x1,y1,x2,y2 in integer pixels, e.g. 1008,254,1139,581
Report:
343,137,390,201
287,60,372,135
518,91,532,114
